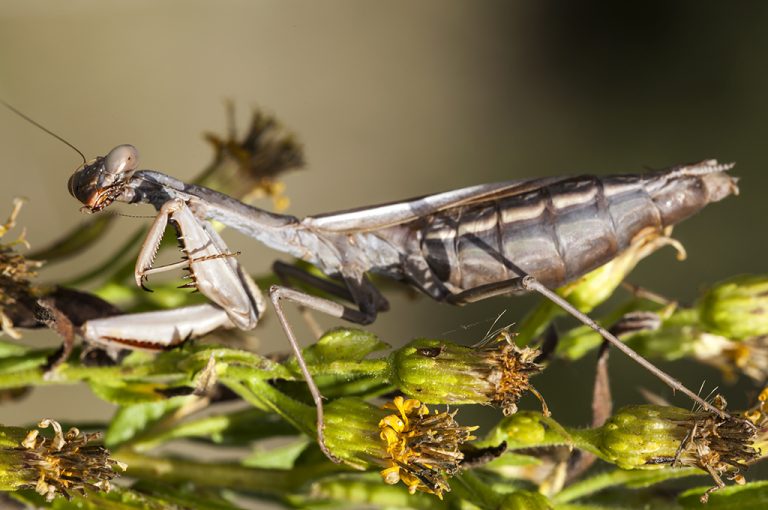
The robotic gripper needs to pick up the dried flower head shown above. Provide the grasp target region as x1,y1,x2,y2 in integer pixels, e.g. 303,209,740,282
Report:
391,332,547,416
489,331,548,416
200,105,304,210
16,419,125,501
378,396,478,498
0,199,42,339
673,396,759,503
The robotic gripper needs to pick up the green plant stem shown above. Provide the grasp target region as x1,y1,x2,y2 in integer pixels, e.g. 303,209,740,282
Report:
515,299,562,346
552,467,702,505
115,448,346,496
220,367,315,436
565,428,604,458
452,471,503,510
125,409,289,452
65,226,147,287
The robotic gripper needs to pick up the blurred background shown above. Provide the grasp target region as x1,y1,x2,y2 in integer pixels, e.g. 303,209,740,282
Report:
0,0,766,449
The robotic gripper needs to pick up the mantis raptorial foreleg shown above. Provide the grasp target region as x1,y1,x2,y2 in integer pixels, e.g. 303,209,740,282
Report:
80,304,235,354
77,198,265,354
135,198,263,330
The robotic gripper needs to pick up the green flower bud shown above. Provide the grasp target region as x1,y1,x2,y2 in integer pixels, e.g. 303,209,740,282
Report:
480,412,571,451
698,274,768,340
390,334,545,415
592,403,758,501
596,405,690,469
323,397,389,470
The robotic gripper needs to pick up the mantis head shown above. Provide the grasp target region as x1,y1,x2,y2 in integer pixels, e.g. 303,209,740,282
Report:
68,144,139,212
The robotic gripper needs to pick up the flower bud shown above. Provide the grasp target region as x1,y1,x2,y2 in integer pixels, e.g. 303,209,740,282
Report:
698,275,768,340
593,402,758,502
390,333,546,415
322,397,389,470
481,412,571,451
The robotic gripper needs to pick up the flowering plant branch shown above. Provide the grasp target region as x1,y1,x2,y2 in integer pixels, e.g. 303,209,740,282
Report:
0,110,766,509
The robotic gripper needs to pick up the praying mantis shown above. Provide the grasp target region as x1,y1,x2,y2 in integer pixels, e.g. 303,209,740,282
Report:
65,142,738,458
1,100,741,459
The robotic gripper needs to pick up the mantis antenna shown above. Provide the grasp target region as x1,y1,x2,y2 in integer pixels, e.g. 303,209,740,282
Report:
0,99,87,166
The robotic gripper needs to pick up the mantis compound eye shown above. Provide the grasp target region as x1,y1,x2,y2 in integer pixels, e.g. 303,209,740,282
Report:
105,144,139,177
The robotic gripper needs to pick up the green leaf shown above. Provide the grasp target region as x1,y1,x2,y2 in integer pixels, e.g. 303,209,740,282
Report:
128,408,294,452
242,436,311,469
105,396,196,447
553,467,701,505
484,452,542,469
88,380,170,406
131,481,249,510
24,484,250,510
28,215,115,262
499,490,553,509
679,481,768,509
0,340,28,357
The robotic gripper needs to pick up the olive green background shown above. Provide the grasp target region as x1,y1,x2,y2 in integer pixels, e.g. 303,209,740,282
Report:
0,0,766,474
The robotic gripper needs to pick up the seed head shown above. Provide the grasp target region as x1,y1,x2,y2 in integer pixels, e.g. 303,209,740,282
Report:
14,419,125,501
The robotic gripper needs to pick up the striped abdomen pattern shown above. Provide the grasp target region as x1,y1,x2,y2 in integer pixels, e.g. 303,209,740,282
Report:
418,167,736,294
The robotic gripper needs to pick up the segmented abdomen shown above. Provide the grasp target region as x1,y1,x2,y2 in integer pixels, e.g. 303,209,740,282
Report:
419,166,736,294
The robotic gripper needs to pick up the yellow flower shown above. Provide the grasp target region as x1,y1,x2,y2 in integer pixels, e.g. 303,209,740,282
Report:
377,396,477,498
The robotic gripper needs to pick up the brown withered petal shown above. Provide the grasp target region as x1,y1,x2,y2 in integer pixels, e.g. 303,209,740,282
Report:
485,332,548,416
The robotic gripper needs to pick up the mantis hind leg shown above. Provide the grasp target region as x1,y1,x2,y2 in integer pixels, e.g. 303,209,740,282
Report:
448,275,729,419
268,283,379,463
272,260,355,338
